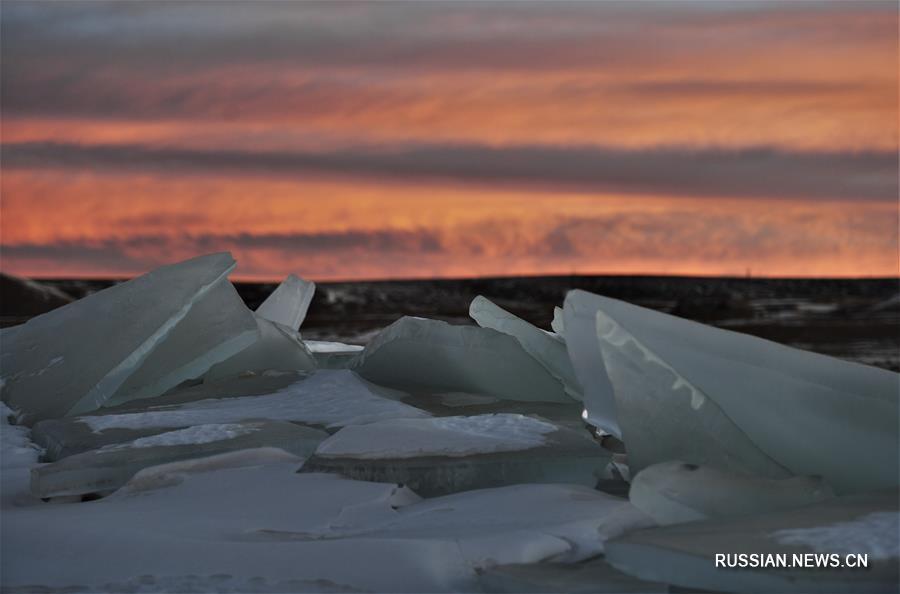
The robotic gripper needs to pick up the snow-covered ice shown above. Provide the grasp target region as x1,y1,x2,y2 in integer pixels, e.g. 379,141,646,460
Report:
771,511,899,561
99,423,259,450
315,414,559,459
630,460,835,526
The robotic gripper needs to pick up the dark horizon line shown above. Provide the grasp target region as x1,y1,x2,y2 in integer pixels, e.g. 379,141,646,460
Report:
10,271,900,285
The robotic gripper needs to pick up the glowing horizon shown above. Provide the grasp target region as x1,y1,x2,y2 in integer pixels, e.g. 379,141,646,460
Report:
2,1,897,280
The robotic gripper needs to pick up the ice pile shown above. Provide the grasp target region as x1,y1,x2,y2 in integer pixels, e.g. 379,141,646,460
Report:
1,253,897,593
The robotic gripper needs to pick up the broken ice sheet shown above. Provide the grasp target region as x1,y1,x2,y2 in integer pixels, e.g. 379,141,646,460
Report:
605,490,899,593
350,316,571,403
31,420,327,499
630,460,835,526
204,316,317,382
1,253,236,424
303,414,610,496
305,340,364,370
469,296,582,401
256,274,315,331
585,291,899,493
105,277,259,407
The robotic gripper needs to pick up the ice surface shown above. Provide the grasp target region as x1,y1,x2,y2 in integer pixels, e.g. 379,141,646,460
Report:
31,419,326,498
1,403,43,507
562,291,621,436
284,482,655,565
3,459,651,593
315,414,559,459
303,416,610,496
77,370,429,433
256,274,315,331
630,461,835,526
478,559,667,593
469,296,582,401
772,511,899,561
585,291,899,492
606,490,899,593
350,316,571,403
1,253,235,424
204,316,317,381
105,278,259,406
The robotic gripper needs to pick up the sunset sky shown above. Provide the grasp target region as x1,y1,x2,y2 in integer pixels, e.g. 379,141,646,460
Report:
1,1,897,280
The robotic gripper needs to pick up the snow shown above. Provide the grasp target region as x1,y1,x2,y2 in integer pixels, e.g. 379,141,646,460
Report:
256,274,316,331
630,461,834,526
79,370,430,432
315,414,558,459
1,253,236,424
100,423,258,450
771,511,900,560
1,460,651,592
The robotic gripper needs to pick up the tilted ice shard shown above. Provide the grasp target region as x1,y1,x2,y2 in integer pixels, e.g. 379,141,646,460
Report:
551,306,566,337
469,296,582,401
256,274,315,331
630,461,835,526
105,278,259,407
583,290,900,493
606,490,899,593
31,420,328,499
204,316,317,381
350,316,571,403
1,253,235,425
562,291,621,437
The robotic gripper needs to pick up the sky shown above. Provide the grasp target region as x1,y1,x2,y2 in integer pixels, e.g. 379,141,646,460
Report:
1,1,897,280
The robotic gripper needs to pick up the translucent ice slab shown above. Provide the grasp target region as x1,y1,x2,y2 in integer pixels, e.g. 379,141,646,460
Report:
1,253,235,424
204,316,317,381
302,414,609,496
469,296,582,401
255,274,315,331
350,316,571,403
630,461,835,526
562,291,621,437
31,420,327,498
584,291,899,493
606,490,899,593
105,278,259,406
